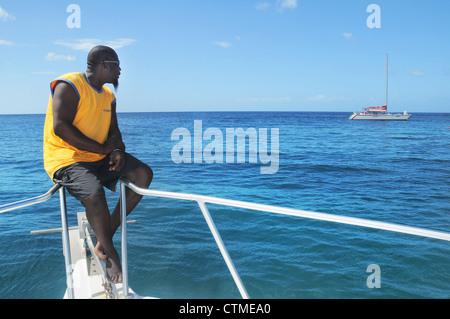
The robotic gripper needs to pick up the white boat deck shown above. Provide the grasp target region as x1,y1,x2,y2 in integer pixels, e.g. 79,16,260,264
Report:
63,212,153,299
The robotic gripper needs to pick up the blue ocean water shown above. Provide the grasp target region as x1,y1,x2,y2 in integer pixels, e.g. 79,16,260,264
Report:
0,112,449,299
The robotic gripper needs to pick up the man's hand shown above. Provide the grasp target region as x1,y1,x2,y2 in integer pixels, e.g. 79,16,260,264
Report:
109,149,125,172
102,133,126,155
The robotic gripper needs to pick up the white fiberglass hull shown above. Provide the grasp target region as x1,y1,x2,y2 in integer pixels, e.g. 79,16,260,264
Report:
349,112,410,121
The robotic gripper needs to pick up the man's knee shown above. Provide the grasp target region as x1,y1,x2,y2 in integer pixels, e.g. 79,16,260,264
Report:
127,164,153,188
140,164,153,187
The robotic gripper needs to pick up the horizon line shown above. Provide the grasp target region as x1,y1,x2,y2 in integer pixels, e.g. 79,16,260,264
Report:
1,110,449,116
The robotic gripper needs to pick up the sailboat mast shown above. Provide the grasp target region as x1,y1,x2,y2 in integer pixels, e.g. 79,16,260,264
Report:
386,53,388,108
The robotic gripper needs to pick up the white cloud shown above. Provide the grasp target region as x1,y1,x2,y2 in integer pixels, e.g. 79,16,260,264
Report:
342,32,353,39
238,97,291,102
55,38,137,52
308,94,327,101
277,0,298,10
55,39,99,51
308,94,351,102
0,6,15,22
255,2,270,10
106,38,137,49
0,39,14,46
46,52,76,62
213,41,232,48
257,1,297,13
408,68,425,77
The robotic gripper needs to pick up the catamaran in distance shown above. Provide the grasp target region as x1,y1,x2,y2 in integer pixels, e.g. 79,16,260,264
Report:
349,54,411,121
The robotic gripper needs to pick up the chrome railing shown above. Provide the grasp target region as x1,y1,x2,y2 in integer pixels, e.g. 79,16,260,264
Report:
118,178,450,299
0,183,75,298
119,178,249,298
0,183,61,214
0,181,133,299
1,180,450,299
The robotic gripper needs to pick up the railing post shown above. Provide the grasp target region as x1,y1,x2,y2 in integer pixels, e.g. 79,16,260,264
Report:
59,186,74,299
197,200,250,299
120,180,129,298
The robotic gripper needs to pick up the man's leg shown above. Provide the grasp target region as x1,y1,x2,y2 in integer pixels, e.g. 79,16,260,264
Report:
82,193,123,283
110,164,153,236
93,163,153,261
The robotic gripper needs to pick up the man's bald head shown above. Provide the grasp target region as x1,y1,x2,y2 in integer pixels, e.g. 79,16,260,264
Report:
87,45,118,69
86,45,120,91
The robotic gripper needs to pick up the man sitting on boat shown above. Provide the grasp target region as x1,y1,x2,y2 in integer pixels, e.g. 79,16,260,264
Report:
43,45,153,284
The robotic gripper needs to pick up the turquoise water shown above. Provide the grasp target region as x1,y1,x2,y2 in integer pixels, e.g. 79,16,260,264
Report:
0,112,449,298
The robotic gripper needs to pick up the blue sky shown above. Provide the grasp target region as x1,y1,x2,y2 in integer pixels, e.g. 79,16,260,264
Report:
0,0,449,114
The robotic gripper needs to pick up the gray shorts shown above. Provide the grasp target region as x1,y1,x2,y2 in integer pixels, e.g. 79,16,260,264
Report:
53,152,146,202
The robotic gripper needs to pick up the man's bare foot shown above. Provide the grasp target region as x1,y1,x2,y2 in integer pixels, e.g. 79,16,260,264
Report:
105,256,123,284
94,241,107,261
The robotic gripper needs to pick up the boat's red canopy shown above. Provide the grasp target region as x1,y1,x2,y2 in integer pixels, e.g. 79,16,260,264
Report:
364,105,387,112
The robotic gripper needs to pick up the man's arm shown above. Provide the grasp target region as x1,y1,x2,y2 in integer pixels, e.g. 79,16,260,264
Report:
107,101,126,172
52,81,117,155
107,101,125,151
